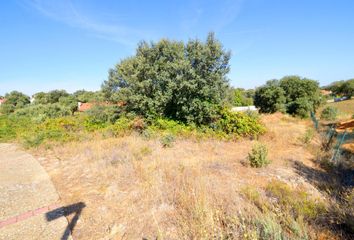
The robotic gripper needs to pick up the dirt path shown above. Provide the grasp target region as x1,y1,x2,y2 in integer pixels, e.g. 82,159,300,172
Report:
0,143,72,240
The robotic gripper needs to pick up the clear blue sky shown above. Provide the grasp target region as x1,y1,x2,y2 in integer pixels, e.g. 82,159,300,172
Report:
1,0,354,95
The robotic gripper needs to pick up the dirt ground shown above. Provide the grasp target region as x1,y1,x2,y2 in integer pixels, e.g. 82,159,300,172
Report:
31,113,326,239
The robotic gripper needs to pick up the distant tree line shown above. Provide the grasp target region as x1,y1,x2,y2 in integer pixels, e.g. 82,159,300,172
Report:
0,90,103,118
323,79,354,98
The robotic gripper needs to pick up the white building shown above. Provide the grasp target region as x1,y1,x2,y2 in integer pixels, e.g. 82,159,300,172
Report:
231,106,258,112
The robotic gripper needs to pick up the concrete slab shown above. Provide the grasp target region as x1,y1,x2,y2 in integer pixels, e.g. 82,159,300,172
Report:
0,144,71,239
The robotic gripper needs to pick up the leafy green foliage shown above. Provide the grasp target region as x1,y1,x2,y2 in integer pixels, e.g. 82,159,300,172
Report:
14,103,72,120
0,91,30,114
102,32,230,125
0,115,85,146
254,80,286,113
255,76,322,118
215,109,265,137
73,90,104,103
231,88,254,106
33,90,69,104
320,106,338,120
248,142,270,168
85,105,121,130
280,76,322,117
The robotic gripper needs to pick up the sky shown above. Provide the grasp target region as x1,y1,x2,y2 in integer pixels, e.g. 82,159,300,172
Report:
1,0,354,95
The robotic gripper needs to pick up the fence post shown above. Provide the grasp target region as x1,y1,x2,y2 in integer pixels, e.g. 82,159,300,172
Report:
331,129,347,163
310,112,319,131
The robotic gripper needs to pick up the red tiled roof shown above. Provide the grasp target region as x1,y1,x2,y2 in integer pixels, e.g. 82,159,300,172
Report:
77,101,125,112
78,102,94,112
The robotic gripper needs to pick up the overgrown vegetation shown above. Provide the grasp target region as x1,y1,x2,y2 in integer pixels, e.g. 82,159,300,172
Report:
0,108,264,147
0,33,267,147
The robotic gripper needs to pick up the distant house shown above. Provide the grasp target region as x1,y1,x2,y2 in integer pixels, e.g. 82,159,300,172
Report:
78,102,94,112
231,106,258,112
77,101,126,112
0,98,6,105
320,89,332,96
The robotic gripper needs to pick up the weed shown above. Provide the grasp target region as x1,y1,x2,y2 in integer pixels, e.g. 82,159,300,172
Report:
23,133,45,148
266,180,326,220
248,142,270,168
160,134,175,148
241,186,268,211
301,128,315,144
140,146,152,156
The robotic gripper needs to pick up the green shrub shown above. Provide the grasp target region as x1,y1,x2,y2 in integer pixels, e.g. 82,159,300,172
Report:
248,142,270,168
320,106,338,120
85,106,120,130
216,109,265,137
106,117,132,137
0,115,34,141
160,134,175,148
149,118,195,136
14,103,72,119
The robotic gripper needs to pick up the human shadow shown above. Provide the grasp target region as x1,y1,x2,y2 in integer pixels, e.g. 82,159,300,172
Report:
46,202,86,240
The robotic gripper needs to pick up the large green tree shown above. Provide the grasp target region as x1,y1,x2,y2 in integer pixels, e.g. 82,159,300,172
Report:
254,80,286,113
102,33,231,125
255,76,321,117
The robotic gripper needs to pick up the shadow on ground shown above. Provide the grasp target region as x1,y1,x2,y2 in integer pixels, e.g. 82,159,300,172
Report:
292,158,354,238
46,202,86,240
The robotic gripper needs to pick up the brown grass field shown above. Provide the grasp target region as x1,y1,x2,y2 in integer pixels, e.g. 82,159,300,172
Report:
30,113,351,239
324,98,354,119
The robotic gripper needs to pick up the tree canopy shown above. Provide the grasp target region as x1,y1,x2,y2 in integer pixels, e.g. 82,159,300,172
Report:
102,32,231,125
231,88,254,106
0,91,30,114
254,76,321,118
325,79,354,97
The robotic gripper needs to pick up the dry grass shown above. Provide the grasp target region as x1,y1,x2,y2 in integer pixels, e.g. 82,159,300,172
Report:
31,113,341,239
322,98,354,120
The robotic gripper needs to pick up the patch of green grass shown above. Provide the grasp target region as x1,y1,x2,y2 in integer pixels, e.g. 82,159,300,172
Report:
266,180,326,220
